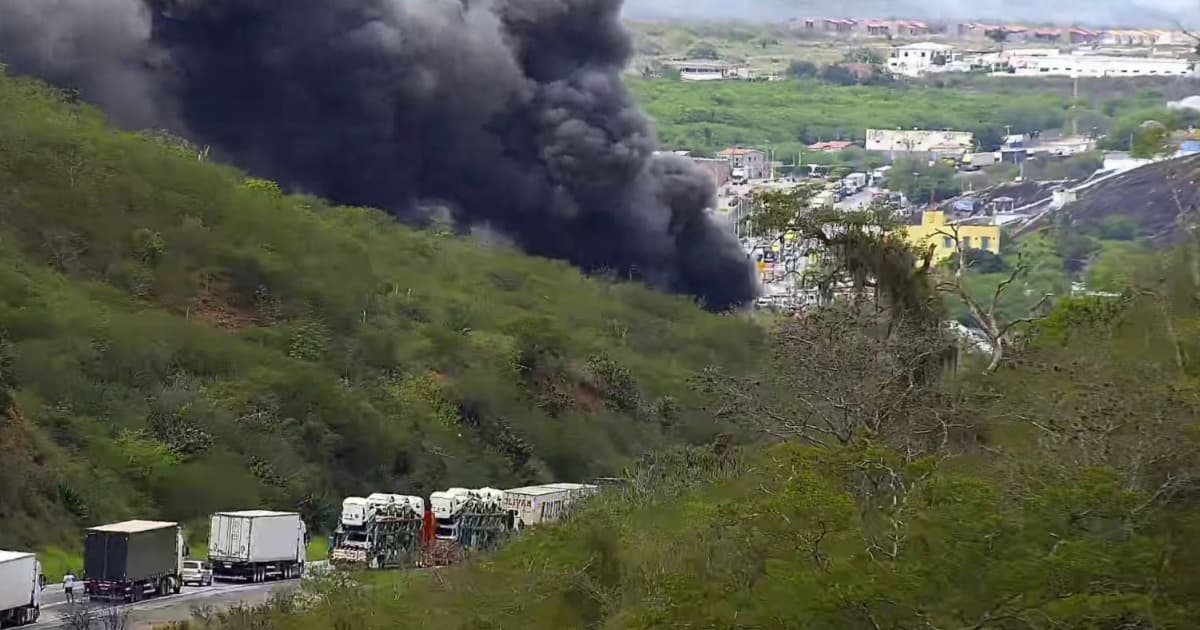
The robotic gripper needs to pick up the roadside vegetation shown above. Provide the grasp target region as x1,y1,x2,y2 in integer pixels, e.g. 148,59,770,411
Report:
0,70,762,552
176,216,1200,629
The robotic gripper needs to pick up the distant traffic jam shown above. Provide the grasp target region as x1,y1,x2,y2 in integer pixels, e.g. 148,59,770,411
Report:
0,482,602,627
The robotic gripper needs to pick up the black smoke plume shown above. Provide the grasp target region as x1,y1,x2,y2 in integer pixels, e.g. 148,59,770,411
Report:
0,0,756,310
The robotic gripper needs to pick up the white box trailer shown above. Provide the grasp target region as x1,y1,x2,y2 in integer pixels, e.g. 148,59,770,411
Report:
0,551,42,627
209,511,307,583
503,486,573,529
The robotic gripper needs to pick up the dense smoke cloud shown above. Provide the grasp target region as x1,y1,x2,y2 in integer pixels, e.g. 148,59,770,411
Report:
621,0,1197,28
0,0,756,310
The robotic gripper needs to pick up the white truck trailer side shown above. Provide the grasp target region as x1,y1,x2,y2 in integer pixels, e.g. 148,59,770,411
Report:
502,486,572,529
209,511,307,583
0,552,42,627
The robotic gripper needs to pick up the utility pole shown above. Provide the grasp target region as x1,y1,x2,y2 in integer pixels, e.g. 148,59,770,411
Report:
1071,74,1080,137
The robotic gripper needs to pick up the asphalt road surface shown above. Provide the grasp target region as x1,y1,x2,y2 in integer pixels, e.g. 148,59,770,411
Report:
31,578,306,630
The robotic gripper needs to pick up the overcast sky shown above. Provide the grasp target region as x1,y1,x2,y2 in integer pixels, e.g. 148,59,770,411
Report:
621,0,1199,28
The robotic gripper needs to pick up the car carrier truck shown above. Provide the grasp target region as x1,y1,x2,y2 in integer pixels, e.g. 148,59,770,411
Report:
208,511,307,583
330,495,424,569
83,521,183,602
0,551,44,627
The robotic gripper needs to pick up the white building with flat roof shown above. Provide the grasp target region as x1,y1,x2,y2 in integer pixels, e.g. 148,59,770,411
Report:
886,42,956,77
865,129,974,154
1004,53,1194,78
666,60,750,81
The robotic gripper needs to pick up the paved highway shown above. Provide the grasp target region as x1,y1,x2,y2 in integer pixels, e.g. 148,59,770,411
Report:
32,580,300,630
30,565,331,630
834,187,879,211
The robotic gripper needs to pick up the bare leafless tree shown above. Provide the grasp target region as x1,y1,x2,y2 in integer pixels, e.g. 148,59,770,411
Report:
99,604,131,630
934,224,1051,373
64,602,96,630
699,303,971,462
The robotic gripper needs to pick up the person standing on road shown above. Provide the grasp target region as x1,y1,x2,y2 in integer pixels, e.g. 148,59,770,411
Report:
63,571,77,604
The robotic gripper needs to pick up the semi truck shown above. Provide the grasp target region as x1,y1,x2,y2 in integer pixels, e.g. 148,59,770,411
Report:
0,551,44,627
84,521,183,603
208,511,307,583
330,495,425,569
503,483,598,530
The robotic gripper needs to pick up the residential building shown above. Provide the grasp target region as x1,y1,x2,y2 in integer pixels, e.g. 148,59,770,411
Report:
1067,27,1101,44
666,61,750,81
895,20,932,37
902,211,1001,262
1099,30,1159,47
866,19,891,37
808,140,855,152
823,18,857,34
864,19,931,38
886,42,956,77
1030,28,1063,43
956,23,992,40
691,157,733,188
718,147,769,180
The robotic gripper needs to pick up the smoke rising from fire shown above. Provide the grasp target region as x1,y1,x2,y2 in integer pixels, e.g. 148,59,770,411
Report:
0,0,756,310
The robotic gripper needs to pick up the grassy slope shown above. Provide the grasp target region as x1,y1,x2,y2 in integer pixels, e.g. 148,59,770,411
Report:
0,72,762,550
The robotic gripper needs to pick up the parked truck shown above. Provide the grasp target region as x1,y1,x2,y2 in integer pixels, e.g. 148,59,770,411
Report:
208,511,307,583
84,520,183,603
0,551,44,627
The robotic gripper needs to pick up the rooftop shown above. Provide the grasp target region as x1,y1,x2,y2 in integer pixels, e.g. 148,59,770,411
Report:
505,485,571,496
666,60,734,70
214,510,298,518
0,550,34,563
542,483,599,491
719,147,765,156
809,141,855,151
897,42,954,51
89,520,177,534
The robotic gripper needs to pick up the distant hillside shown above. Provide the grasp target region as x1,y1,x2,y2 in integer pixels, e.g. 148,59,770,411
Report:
621,0,1190,29
0,72,761,548
1057,156,1200,244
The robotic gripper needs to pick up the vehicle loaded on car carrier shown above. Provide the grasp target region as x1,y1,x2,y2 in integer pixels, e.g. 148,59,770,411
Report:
330,494,425,570
208,511,307,583
83,521,184,603
0,551,45,628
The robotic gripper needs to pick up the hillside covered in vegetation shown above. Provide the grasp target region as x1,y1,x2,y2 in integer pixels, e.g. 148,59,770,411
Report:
187,241,1200,629
0,71,762,549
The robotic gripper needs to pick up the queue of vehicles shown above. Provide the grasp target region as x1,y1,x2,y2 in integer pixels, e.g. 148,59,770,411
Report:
0,511,307,623
0,482,599,624
328,482,599,571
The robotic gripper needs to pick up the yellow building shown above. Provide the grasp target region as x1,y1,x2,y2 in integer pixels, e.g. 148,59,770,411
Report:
902,211,1001,262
